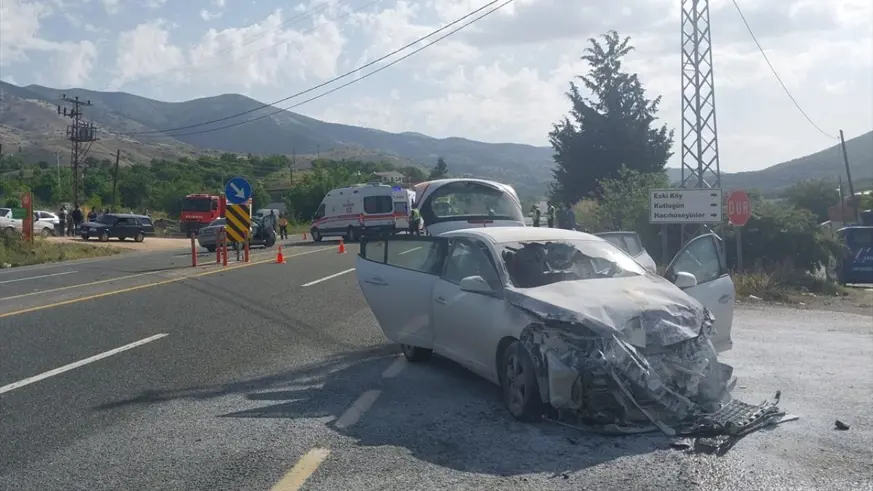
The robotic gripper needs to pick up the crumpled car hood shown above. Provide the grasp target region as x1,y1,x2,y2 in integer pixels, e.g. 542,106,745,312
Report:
505,274,706,348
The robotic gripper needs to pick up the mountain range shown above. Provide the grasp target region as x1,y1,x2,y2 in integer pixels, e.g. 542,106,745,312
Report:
1,81,870,198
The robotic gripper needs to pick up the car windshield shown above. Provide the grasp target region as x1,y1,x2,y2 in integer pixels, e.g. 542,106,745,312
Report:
181,198,213,212
97,215,118,225
500,239,647,288
209,218,226,227
425,181,523,222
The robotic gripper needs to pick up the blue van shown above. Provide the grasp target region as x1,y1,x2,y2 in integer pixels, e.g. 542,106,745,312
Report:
835,225,873,285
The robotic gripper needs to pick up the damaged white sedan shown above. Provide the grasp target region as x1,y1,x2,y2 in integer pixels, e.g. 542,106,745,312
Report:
356,227,747,433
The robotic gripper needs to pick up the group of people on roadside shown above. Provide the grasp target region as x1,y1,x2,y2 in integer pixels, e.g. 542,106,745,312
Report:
530,201,577,230
56,205,118,236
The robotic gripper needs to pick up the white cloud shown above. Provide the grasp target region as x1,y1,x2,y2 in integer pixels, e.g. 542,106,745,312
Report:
200,9,222,21
101,0,121,15
145,0,167,8
110,20,186,89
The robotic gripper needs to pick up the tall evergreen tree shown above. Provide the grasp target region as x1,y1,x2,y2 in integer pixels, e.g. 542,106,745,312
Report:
549,30,673,204
429,157,449,180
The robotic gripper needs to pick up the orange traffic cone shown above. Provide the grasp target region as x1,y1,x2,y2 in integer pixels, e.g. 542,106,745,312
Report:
275,245,286,264
338,238,346,254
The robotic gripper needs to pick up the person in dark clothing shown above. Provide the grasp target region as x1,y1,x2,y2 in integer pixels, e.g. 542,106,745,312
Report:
58,206,67,237
71,205,83,236
87,208,98,222
546,201,556,228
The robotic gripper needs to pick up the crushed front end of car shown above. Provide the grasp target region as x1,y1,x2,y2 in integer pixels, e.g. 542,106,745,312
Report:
507,287,790,447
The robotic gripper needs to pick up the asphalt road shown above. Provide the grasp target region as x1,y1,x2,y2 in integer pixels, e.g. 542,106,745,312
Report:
1,240,871,490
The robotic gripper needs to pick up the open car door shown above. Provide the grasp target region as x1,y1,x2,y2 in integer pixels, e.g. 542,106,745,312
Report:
595,231,657,273
356,236,448,349
665,233,734,352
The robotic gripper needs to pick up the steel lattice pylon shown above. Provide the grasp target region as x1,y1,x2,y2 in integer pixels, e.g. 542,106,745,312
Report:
679,0,721,241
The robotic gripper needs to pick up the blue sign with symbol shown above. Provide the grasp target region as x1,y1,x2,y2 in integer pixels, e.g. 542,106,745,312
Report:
225,176,252,205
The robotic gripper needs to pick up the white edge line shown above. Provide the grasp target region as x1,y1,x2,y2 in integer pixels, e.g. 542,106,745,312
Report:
301,267,355,287
0,333,169,395
334,389,380,429
0,270,78,285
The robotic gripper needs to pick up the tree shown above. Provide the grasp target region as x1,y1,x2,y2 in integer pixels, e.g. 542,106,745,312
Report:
428,157,448,180
549,30,673,205
782,179,839,223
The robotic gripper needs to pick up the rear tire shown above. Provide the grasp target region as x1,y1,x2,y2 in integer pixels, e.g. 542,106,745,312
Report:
499,341,543,422
401,344,432,362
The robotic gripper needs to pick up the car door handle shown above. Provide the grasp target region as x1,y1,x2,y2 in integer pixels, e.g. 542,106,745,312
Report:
364,277,387,286
719,294,731,304
434,296,447,305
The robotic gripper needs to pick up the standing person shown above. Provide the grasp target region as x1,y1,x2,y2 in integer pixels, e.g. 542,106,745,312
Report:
546,201,556,228
71,205,83,236
87,207,97,222
278,213,288,240
57,205,67,237
408,205,421,236
269,209,277,232
565,203,576,231
531,204,541,227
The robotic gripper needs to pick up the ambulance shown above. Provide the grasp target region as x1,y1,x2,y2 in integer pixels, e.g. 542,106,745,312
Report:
310,183,411,242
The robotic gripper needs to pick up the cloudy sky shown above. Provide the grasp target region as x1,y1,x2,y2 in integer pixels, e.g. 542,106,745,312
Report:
1,0,870,172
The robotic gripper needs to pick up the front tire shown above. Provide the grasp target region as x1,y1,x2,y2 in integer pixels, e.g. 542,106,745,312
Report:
401,344,432,362
99,231,110,242
311,228,323,242
500,341,543,422
134,232,145,243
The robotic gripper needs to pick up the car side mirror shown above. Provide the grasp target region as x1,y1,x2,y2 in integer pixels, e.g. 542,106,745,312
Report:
459,275,494,295
674,271,698,288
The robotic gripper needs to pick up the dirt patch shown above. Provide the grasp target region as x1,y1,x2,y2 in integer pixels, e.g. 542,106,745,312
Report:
49,236,191,252
738,285,873,317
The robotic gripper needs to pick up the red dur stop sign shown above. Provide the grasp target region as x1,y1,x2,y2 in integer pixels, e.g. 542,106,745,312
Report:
727,190,752,226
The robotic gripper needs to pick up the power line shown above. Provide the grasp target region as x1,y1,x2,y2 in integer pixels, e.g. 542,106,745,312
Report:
121,0,508,137
730,0,838,140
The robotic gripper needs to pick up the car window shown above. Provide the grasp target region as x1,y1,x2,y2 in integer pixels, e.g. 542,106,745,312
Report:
393,201,408,214
598,233,644,257
669,236,721,284
500,239,646,288
364,196,392,214
138,217,153,226
444,239,501,288
361,238,445,275
98,215,118,225
314,204,326,219
209,218,226,227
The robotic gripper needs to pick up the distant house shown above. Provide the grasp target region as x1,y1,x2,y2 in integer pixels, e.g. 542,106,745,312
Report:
371,171,405,184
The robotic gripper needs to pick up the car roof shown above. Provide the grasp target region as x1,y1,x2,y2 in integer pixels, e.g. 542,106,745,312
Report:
441,226,605,244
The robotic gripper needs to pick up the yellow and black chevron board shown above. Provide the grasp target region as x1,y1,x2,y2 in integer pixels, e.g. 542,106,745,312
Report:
224,203,251,242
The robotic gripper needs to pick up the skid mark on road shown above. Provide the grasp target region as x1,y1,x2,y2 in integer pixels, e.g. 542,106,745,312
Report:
0,247,333,319
270,448,331,491
301,267,355,287
0,333,169,395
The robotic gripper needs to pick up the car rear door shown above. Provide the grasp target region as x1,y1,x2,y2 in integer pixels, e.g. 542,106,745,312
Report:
665,233,734,352
356,236,448,349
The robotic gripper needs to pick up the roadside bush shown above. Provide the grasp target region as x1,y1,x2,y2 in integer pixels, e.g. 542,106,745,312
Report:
721,201,840,276
0,234,121,267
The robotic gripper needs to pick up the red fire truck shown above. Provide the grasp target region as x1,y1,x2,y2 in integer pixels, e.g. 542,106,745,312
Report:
179,193,221,236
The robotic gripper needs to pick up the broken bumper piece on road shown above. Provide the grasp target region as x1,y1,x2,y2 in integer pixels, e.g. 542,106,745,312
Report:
519,313,794,449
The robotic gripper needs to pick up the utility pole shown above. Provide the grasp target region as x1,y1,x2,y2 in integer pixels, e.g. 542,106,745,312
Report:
838,129,859,223
679,0,722,245
58,94,98,207
111,149,120,212
290,149,296,186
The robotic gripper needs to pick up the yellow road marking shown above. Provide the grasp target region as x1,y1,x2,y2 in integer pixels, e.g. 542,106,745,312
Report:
0,244,326,302
270,448,330,491
0,247,332,319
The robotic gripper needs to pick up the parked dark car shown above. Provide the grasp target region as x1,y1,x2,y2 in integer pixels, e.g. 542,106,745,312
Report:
80,213,149,242
132,215,156,236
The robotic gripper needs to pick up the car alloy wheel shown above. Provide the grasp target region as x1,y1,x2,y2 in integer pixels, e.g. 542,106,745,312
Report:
501,341,542,421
